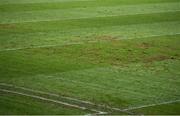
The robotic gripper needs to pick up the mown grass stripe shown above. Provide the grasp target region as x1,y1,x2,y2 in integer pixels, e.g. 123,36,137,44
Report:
1,11,179,32
0,0,93,5
0,21,180,50
0,0,179,12
1,2,180,24
0,33,179,53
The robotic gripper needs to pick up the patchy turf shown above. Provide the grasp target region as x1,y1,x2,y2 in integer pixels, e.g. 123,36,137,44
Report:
0,0,180,115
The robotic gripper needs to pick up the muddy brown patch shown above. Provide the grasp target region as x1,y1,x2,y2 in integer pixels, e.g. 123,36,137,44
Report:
95,35,118,41
144,55,170,63
0,24,16,29
138,42,151,49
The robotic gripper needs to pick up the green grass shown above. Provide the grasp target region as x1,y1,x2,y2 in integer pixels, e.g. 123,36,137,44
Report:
0,92,89,115
0,0,180,115
0,0,179,12
132,102,180,115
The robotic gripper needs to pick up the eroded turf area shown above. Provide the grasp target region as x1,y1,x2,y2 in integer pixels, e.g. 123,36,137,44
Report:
0,0,180,115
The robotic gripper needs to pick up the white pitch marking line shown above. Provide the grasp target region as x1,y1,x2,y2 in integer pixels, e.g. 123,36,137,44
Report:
0,88,86,110
0,83,132,114
0,88,106,114
0,83,94,105
123,99,180,111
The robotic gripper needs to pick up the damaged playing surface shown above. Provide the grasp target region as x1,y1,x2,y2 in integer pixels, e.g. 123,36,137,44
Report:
0,0,180,115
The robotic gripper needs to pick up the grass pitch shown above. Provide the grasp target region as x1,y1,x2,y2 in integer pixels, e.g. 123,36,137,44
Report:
0,0,180,115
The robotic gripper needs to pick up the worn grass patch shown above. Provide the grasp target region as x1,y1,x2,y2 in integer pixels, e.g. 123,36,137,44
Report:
0,0,180,114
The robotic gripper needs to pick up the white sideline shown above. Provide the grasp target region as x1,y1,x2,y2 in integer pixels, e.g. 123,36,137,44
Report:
123,99,180,111
1,83,179,113
0,83,94,105
0,88,86,110
0,83,132,114
0,88,106,114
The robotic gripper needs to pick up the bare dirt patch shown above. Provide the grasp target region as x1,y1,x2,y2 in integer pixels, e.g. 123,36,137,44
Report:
95,35,118,41
0,24,16,29
144,55,171,63
138,42,151,49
